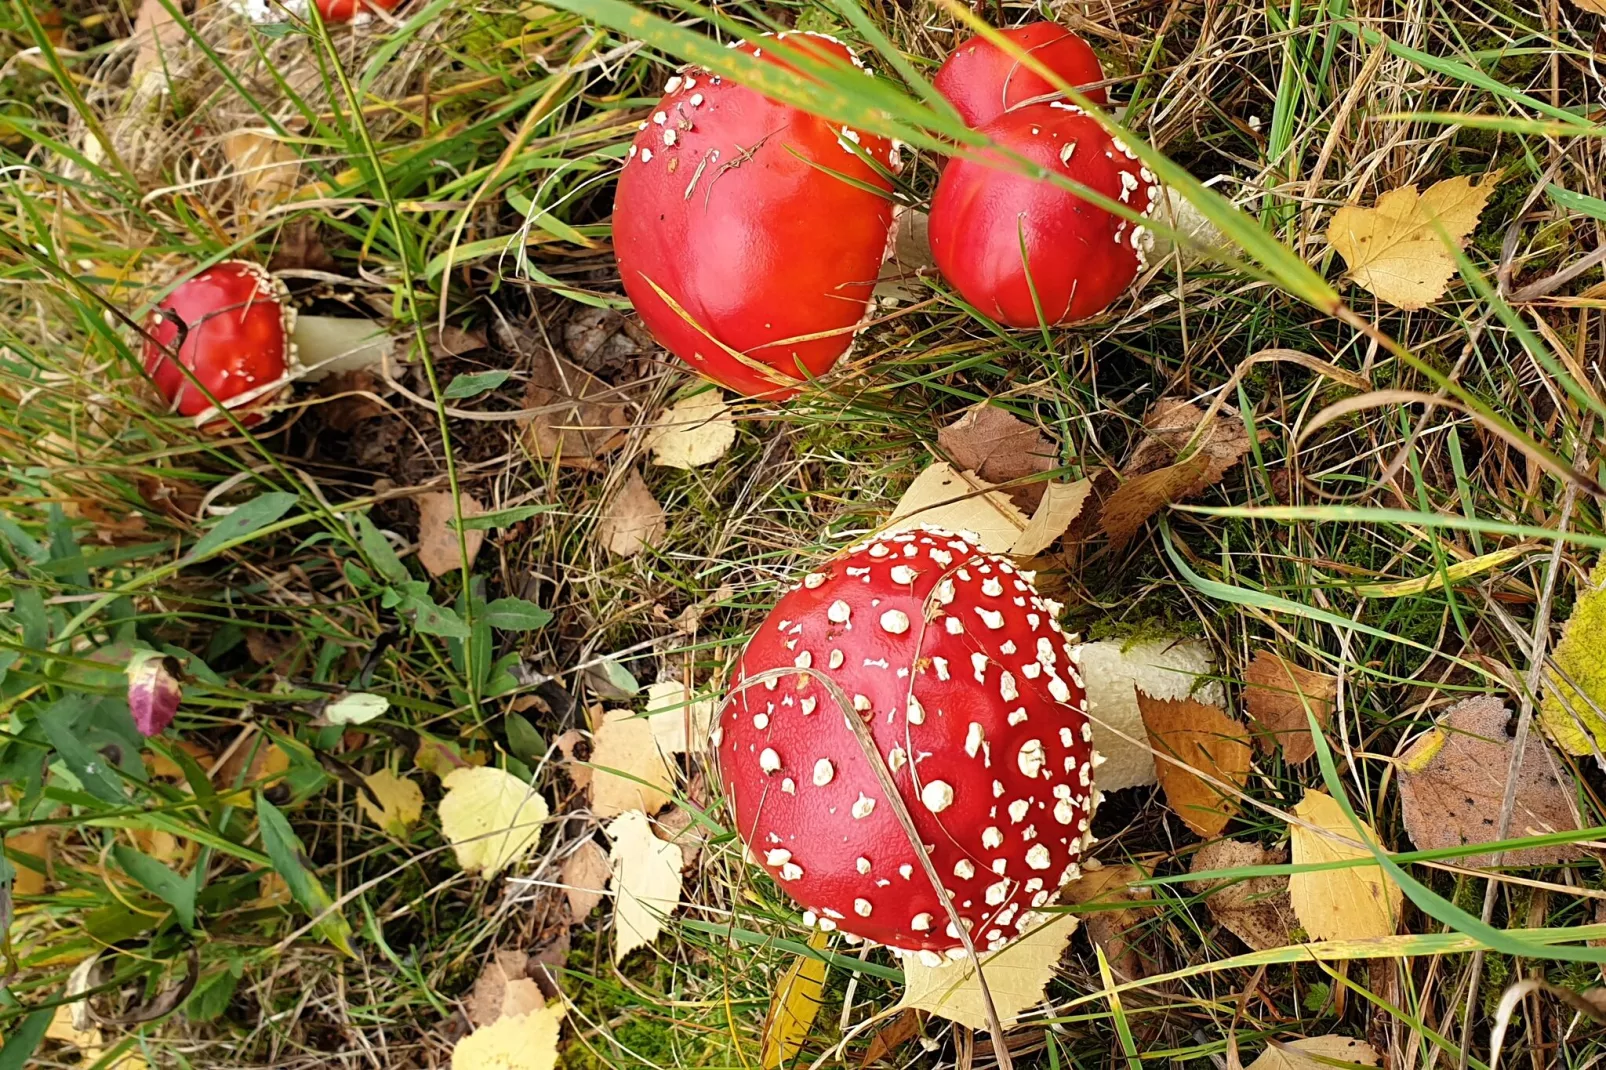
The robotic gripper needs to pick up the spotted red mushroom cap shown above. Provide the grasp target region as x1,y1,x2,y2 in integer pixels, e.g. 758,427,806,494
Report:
927,103,1159,329
716,525,1098,962
611,33,900,400
316,0,402,22
933,22,1107,128
142,260,295,425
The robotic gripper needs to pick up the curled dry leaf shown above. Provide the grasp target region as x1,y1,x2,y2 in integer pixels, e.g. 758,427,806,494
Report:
1288,789,1403,941
589,708,675,818
1540,559,1606,755
1062,862,1155,980
126,649,181,737
606,809,684,964
223,132,301,218
450,1003,565,1070
1326,175,1492,310
438,767,549,877
358,770,424,838
1245,1035,1381,1070
1073,638,1224,792
760,930,831,1069
937,404,1058,509
1397,696,1582,867
520,353,629,461
416,491,485,577
896,911,1078,1031
1103,399,1252,547
884,461,1028,556
553,729,592,791
559,839,610,920
466,950,548,1029
1243,651,1337,764
1012,478,1093,557
646,390,737,469
1137,693,1253,838
595,470,666,558
1185,839,1295,951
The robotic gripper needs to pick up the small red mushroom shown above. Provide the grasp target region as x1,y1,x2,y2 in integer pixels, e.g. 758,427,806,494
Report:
927,103,1159,328
142,260,295,424
316,0,401,23
716,525,1099,963
612,34,900,400
933,22,1107,129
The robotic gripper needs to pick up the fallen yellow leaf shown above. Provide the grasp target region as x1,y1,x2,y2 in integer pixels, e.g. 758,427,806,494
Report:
589,708,676,818
358,770,424,838
646,390,737,469
1245,1034,1381,1070
1327,176,1492,310
760,930,831,1068
884,461,1028,554
896,912,1078,1030
606,809,684,964
1288,790,1402,941
450,1002,565,1070
1541,558,1606,755
438,767,549,877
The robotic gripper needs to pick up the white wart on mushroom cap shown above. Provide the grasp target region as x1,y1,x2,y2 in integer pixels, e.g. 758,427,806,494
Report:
716,525,1098,960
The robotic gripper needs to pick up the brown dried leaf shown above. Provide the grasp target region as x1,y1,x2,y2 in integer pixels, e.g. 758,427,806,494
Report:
312,370,387,432
520,353,629,460
559,839,610,920
466,950,547,1029
595,471,665,558
1062,862,1155,980
1398,696,1583,867
859,1010,920,1067
1571,0,1606,13
430,325,488,358
1242,652,1337,763
1137,694,1253,838
938,404,1058,509
654,807,707,870
131,0,183,95
416,491,485,577
223,132,301,216
1099,453,1210,548
1185,840,1296,951
1011,478,1093,557
1103,399,1252,547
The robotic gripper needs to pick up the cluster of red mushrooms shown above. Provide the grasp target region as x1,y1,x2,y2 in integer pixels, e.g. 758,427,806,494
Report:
136,19,1118,961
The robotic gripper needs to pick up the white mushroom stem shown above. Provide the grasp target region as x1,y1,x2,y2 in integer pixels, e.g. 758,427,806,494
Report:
291,315,394,382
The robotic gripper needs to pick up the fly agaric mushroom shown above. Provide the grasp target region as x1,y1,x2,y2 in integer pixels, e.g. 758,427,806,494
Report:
716,525,1099,963
143,260,296,424
316,0,401,22
612,33,900,400
927,103,1159,328
934,22,1107,128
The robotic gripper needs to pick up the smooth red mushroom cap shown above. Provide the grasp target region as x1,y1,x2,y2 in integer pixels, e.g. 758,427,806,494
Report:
928,103,1158,328
142,260,293,423
612,34,899,400
717,526,1095,959
933,22,1107,129
316,0,402,22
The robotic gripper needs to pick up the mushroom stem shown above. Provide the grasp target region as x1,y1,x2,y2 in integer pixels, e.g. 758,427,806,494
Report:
291,315,392,381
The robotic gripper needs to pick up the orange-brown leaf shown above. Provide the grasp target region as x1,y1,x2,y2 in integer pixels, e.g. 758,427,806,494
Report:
1242,651,1337,763
1137,694,1253,837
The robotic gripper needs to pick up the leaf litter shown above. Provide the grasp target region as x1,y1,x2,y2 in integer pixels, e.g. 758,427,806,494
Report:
1137,692,1253,838
1243,651,1338,764
1288,790,1403,942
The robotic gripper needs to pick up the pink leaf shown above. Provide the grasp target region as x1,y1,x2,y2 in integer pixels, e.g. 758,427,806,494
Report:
126,650,182,737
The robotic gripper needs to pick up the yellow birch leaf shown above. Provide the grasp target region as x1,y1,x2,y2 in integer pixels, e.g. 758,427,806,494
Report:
1288,790,1402,941
450,1003,565,1070
884,461,1029,555
646,390,737,469
606,809,684,963
358,769,424,838
760,930,831,1068
589,708,676,818
1540,558,1606,755
1326,176,1492,310
1010,478,1092,556
439,767,549,877
896,912,1078,1030
1245,1034,1381,1070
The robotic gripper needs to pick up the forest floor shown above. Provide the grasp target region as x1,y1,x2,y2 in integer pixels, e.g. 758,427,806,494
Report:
3,0,1606,1067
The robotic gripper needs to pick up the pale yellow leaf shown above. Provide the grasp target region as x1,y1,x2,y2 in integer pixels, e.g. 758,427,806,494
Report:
439,767,549,877
358,769,424,838
1326,176,1492,309
643,679,714,755
1541,559,1606,755
450,1003,565,1070
1245,1034,1381,1070
1288,790,1402,941
884,461,1028,554
47,1004,102,1056
606,809,684,963
761,931,831,1068
1010,478,1092,556
589,708,676,818
896,912,1078,1030
646,391,737,469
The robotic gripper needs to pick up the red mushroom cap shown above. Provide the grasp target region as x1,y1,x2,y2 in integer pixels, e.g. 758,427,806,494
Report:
717,525,1096,961
316,0,401,22
933,22,1107,129
612,34,900,400
142,261,294,424
927,103,1158,328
